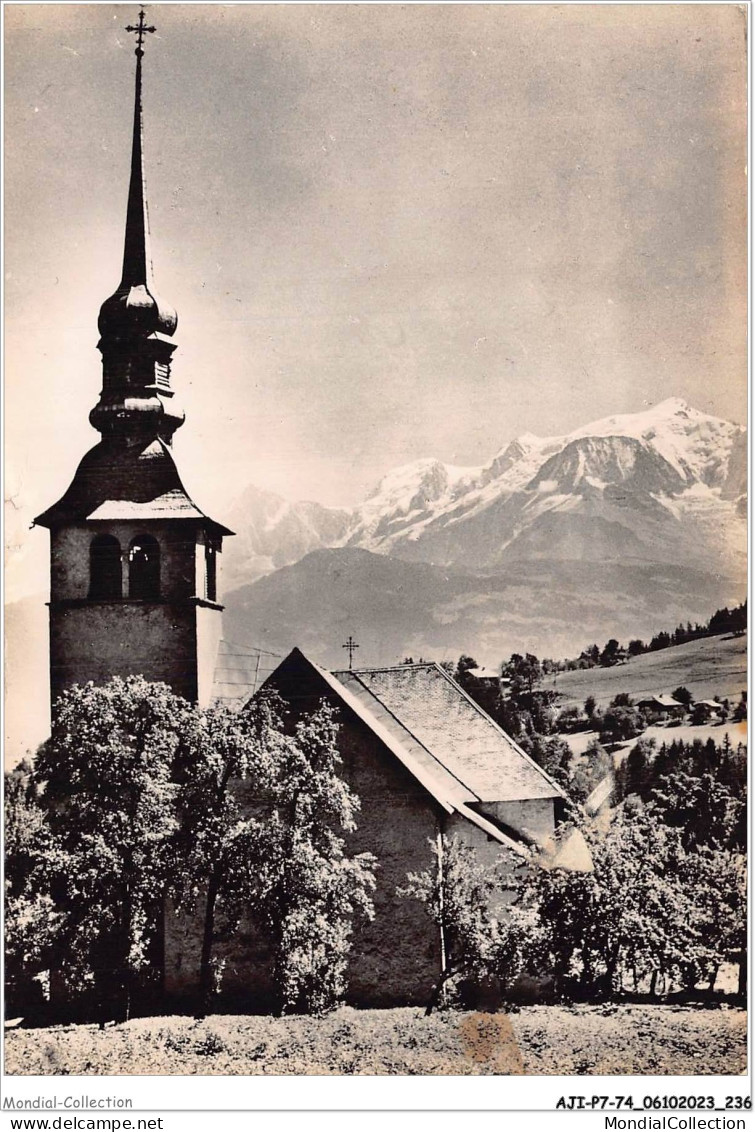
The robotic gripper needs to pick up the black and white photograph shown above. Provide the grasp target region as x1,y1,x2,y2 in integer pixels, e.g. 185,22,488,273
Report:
3,0,748,1094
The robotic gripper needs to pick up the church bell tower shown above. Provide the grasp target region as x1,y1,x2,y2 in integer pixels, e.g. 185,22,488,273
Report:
35,8,233,709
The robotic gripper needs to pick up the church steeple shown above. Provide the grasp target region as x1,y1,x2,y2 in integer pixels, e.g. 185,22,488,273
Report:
92,7,182,444
35,7,232,714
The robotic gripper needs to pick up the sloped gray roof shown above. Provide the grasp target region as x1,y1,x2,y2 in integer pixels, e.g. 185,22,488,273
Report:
256,650,580,862
466,666,502,680
34,437,232,535
295,655,529,856
639,694,684,709
333,662,563,803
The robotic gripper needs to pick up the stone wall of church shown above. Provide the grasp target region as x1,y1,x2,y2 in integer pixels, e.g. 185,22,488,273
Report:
336,712,443,1007
477,798,556,847
195,602,224,708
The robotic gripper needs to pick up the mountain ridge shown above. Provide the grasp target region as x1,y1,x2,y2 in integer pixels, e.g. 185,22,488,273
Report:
223,398,746,586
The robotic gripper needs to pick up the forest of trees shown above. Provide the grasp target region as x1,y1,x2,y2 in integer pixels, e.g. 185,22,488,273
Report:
549,600,747,673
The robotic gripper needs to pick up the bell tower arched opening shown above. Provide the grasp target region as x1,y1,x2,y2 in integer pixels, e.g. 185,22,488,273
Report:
89,534,122,599
128,534,161,600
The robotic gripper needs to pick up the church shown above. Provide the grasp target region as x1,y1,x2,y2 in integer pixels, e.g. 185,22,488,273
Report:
34,10,589,1010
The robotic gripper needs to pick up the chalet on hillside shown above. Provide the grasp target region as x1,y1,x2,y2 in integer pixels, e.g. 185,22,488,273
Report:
637,694,686,719
465,665,510,690
693,699,726,721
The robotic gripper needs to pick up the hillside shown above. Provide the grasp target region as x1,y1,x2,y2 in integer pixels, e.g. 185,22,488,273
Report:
223,548,744,670
548,632,747,710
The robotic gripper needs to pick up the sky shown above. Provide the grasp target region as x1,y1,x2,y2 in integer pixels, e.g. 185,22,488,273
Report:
4,2,748,601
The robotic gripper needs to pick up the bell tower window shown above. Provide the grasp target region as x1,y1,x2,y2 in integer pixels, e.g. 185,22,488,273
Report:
89,534,122,599
128,535,161,600
205,540,217,602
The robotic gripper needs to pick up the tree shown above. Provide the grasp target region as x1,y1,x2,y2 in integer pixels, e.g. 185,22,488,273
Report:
526,735,575,793
454,655,479,685
584,695,597,720
33,677,189,1020
732,691,747,722
555,706,585,734
399,836,530,1012
521,803,698,999
170,696,286,1013
690,702,710,726
676,846,746,994
571,738,614,804
600,639,623,667
4,761,60,1015
651,771,743,851
599,703,642,746
503,653,542,699
22,679,378,1021
672,687,694,710
624,739,656,799
255,700,376,1015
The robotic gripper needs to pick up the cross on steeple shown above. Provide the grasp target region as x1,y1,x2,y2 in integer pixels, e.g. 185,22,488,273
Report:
126,8,155,57
342,635,360,670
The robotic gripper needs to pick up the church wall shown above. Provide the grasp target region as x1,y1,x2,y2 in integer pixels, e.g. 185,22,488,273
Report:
49,601,199,704
264,659,445,1005
444,812,528,915
195,602,224,708
336,713,443,1007
476,798,556,847
50,527,90,599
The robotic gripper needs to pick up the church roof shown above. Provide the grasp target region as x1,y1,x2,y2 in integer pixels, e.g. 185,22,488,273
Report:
34,436,233,534
256,650,566,856
333,663,563,803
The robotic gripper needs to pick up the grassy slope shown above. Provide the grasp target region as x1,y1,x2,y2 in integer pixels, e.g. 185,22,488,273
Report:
4,1005,746,1076
548,633,747,710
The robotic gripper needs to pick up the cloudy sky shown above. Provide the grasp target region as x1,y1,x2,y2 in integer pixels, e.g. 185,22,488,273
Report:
5,3,747,598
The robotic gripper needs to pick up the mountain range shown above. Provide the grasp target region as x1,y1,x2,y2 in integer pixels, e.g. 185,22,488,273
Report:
5,398,747,761
220,398,746,667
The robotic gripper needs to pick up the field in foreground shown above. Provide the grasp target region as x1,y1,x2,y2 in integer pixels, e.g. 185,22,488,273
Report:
5,1004,746,1076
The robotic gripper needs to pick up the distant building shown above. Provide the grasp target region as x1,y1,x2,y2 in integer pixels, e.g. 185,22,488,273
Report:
693,699,726,721
465,665,509,689
637,694,686,718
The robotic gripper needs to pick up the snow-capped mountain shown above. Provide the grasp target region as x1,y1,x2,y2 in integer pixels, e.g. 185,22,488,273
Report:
217,397,746,664
225,398,746,582
223,484,352,590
